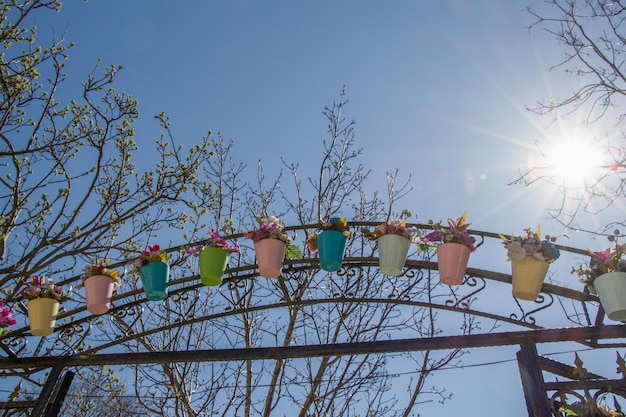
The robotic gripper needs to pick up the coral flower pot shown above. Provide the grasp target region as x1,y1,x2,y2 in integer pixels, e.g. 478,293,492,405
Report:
593,272,626,321
437,243,471,285
27,298,59,337
317,230,348,272
139,262,170,301
254,239,286,278
511,257,549,301
84,274,115,315
199,247,230,286
378,234,411,276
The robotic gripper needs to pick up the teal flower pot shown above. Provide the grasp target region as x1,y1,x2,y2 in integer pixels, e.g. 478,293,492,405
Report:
139,262,170,301
199,247,230,286
317,230,348,272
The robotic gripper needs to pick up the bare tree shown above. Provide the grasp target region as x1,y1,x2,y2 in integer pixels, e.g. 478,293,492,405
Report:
513,0,626,233
0,2,474,416
87,91,473,417
59,366,146,417
0,0,217,287
0,0,215,412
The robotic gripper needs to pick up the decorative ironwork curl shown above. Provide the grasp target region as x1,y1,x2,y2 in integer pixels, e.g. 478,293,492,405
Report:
550,387,626,417
227,278,249,290
510,292,555,325
56,320,93,355
445,276,487,309
402,266,424,284
1,335,27,357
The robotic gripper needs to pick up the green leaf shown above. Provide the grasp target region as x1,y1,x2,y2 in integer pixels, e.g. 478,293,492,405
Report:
285,244,302,260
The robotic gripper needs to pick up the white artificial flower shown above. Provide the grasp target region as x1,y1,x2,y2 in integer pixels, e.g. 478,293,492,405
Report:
507,241,527,260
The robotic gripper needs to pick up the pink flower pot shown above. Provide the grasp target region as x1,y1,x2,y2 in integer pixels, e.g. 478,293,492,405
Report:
254,239,286,278
437,243,471,285
84,274,115,315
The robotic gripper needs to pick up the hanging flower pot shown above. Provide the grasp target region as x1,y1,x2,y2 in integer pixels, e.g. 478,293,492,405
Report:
134,244,170,301
20,276,69,337
363,218,417,277
139,262,170,301
254,239,286,278
420,212,477,286
593,272,626,321
437,242,471,285
317,230,348,272
378,234,411,276
84,274,116,315
199,247,231,286
511,257,549,301
244,216,299,279
502,226,560,301
80,263,120,315
187,231,240,286
27,298,60,337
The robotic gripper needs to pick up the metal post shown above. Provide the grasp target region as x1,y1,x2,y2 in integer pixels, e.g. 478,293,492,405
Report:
517,339,552,417
30,364,64,417
44,371,74,417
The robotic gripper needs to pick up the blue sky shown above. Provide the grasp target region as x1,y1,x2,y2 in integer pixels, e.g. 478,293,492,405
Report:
41,1,587,233
33,1,623,415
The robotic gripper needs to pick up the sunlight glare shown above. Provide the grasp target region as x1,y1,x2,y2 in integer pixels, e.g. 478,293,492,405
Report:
547,139,604,183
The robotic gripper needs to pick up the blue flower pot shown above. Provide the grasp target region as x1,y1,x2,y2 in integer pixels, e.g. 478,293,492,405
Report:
317,230,348,272
139,262,170,301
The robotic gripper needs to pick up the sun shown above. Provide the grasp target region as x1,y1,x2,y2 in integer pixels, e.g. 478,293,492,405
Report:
545,138,604,185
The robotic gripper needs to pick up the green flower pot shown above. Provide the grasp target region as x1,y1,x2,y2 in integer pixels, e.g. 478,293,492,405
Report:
594,271,626,321
199,247,230,286
378,234,411,276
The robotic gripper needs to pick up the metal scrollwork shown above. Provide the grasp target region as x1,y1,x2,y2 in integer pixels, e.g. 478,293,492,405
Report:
444,276,487,309
510,292,554,325
550,388,626,417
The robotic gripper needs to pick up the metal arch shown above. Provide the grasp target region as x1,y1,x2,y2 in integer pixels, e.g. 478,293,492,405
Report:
0,223,608,359
0,223,622,417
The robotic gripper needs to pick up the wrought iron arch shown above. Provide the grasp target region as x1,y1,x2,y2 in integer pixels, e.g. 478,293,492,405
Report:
0,223,624,417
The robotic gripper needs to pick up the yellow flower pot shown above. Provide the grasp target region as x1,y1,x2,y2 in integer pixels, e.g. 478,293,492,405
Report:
27,298,59,337
511,257,549,301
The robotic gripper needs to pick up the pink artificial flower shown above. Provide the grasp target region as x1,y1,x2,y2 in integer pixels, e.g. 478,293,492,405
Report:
593,248,612,263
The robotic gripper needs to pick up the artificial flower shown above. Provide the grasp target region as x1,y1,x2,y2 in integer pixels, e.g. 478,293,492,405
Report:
572,243,626,286
20,276,71,303
132,244,168,272
244,216,292,243
363,215,418,242
421,212,476,252
187,231,240,256
307,217,352,253
500,226,560,263
81,261,121,285
0,299,16,329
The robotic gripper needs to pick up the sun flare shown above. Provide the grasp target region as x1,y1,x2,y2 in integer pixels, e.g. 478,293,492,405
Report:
546,139,604,184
